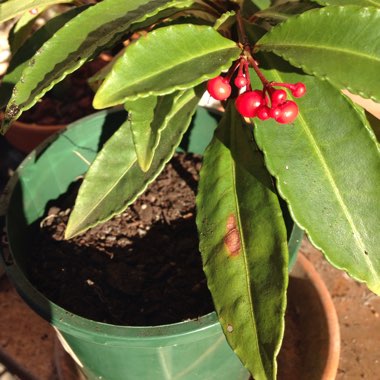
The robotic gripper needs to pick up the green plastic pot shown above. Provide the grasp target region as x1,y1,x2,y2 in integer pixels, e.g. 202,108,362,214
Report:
0,108,303,380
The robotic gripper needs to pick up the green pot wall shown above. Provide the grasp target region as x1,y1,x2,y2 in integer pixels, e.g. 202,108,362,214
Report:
1,109,303,380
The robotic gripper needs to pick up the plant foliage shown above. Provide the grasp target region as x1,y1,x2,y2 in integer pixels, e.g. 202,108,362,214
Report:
1,1,379,379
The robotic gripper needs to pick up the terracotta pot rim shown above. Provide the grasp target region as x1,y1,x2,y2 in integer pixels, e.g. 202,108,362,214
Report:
295,253,341,380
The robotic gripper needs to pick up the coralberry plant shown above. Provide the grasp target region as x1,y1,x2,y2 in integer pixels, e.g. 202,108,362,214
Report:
1,1,379,379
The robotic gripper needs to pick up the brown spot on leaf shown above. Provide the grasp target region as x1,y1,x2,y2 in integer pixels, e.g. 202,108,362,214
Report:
224,214,241,257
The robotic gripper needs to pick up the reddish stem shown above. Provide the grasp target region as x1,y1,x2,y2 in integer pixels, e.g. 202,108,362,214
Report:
236,10,269,87
270,82,296,90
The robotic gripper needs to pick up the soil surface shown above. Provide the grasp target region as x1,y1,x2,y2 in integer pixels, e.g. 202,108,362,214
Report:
18,56,108,126
28,153,214,326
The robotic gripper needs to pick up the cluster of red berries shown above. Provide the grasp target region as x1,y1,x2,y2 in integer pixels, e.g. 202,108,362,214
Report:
206,58,306,124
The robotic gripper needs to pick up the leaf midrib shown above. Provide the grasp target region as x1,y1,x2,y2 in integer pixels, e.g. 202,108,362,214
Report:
297,110,380,282
259,43,380,64
112,33,236,94
230,157,266,376
69,90,193,236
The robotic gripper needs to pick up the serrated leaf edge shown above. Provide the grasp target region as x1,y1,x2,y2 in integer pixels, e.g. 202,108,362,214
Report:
256,5,380,102
253,92,380,294
65,89,198,239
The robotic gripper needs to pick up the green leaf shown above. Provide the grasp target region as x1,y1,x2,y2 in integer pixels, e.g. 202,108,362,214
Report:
213,10,235,31
249,0,271,10
8,7,42,55
366,112,380,142
255,2,320,24
0,0,74,23
124,96,164,172
0,6,86,109
253,67,380,295
257,6,380,102
196,104,288,380
65,88,200,239
93,24,240,108
2,0,193,131
312,0,380,6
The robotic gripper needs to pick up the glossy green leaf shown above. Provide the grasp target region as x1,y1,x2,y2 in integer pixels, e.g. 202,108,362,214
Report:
257,6,380,102
213,10,235,31
124,96,161,172
0,0,74,23
366,112,380,142
65,88,200,239
0,6,85,109
249,0,271,10
2,0,193,130
93,24,240,108
255,2,320,23
253,68,380,295
8,7,42,54
313,0,380,6
196,104,288,380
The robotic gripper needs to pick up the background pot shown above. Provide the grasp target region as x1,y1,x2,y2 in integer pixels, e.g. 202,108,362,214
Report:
3,119,66,154
1,108,303,380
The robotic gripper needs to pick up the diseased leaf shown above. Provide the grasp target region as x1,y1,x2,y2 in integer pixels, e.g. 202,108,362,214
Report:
0,0,74,23
65,88,200,239
196,104,288,380
93,24,240,108
257,6,380,101
2,0,193,131
252,65,380,294
125,94,180,172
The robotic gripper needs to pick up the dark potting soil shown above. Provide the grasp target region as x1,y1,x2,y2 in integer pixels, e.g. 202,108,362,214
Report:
28,153,215,326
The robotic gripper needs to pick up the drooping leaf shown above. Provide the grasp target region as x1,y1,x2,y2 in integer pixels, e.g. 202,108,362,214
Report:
124,95,171,172
196,104,288,380
257,6,380,102
0,0,74,23
252,67,380,295
2,0,193,131
0,6,86,109
65,88,200,239
93,24,240,108
312,0,380,6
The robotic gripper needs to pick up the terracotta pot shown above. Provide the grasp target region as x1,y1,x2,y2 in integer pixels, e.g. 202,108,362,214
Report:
283,253,341,380
3,119,66,154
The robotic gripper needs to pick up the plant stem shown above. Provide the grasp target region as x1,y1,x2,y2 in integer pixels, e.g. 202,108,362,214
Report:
236,10,269,87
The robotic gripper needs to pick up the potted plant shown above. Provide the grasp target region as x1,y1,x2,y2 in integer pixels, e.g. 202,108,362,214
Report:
0,0,379,379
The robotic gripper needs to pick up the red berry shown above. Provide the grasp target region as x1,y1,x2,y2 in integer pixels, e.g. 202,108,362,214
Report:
291,82,306,98
269,106,281,119
274,101,299,124
256,105,271,121
235,90,264,118
270,89,287,107
234,75,248,89
207,76,231,100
